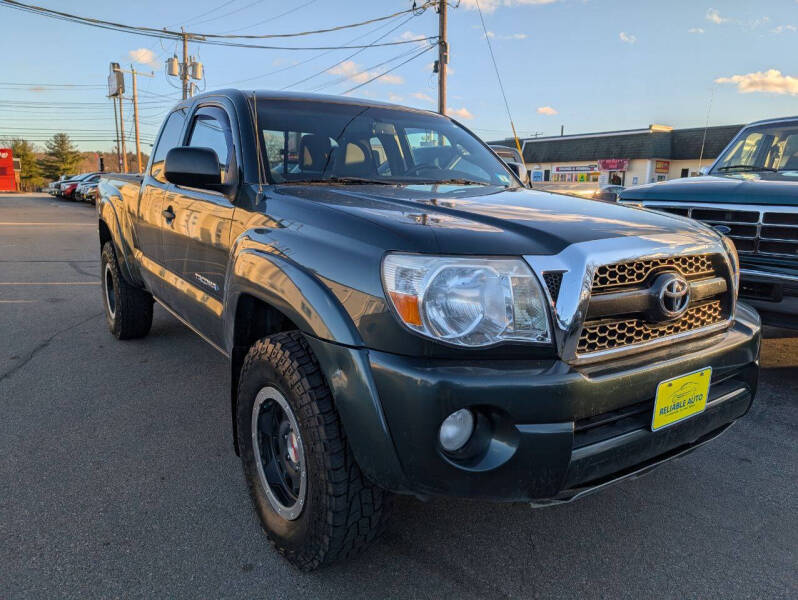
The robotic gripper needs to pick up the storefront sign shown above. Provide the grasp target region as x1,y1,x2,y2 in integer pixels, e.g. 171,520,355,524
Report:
655,160,671,173
532,171,543,182
597,159,629,171
553,164,597,173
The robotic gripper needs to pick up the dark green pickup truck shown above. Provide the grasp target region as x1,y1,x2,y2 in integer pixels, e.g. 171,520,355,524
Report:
620,116,798,328
98,89,760,570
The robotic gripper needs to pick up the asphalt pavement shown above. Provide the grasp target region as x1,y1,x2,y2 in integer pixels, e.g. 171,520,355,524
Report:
1,193,796,599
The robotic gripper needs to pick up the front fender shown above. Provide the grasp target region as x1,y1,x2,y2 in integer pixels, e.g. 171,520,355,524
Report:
223,245,364,350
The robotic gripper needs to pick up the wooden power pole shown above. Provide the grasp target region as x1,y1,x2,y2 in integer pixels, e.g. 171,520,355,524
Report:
128,66,154,174
437,0,448,115
181,29,189,100
118,95,128,173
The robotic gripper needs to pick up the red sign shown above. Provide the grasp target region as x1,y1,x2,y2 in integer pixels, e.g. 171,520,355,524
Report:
655,160,671,173
0,148,16,192
597,159,629,171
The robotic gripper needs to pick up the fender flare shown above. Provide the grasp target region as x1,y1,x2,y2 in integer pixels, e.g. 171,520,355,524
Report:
223,246,408,489
97,194,143,287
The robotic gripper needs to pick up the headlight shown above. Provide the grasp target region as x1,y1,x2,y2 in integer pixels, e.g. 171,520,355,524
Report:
721,235,740,294
381,253,551,347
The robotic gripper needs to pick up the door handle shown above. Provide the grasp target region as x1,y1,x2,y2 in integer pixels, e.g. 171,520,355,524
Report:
162,206,175,222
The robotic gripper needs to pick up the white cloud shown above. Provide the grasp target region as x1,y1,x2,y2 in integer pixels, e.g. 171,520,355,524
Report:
448,106,474,120
688,27,705,34
619,31,637,44
388,93,404,102
536,105,558,115
480,29,527,40
706,8,728,24
411,92,434,102
772,24,797,33
715,69,798,95
397,30,433,49
128,48,159,68
459,0,557,12
328,60,404,86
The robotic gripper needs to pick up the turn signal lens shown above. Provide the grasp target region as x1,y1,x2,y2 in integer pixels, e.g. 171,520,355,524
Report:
388,291,422,326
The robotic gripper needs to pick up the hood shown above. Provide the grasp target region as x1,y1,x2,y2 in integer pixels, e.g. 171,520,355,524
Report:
620,174,798,206
275,184,717,256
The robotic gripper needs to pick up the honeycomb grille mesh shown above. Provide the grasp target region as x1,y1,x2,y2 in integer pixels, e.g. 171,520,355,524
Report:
577,300,724,354
593,255,714,291
542,272,564,302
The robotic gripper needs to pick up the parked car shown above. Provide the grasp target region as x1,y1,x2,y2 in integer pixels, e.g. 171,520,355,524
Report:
489,144,528,184
82,182,99,204
48,175,70,195
97,90,759,570
620,115,798,328
59,172,98,200
75,174,101,201
593,184,625,202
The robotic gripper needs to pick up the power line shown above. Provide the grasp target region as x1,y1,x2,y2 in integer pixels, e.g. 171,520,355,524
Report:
473,0,522,153
0,0,437,50
341,45,435,95
217,0,318,35
282,14,420,91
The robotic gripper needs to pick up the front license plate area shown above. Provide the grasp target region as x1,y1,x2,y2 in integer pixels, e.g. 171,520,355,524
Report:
652,367,712,431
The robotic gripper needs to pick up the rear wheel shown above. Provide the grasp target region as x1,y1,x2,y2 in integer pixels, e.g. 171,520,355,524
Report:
101,241,153,339
236,331,391,570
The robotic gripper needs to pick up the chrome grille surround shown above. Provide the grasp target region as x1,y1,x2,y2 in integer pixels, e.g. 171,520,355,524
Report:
524,232,736,364
624,200,798,259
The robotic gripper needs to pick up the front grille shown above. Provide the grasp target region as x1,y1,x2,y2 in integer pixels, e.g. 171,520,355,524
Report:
592,254,713,292
542,271,564,302
577,300,724,354
654,205,798,259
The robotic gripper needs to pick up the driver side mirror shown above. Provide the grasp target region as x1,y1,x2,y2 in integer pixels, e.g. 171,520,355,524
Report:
506,161,529,186
165,147,222,189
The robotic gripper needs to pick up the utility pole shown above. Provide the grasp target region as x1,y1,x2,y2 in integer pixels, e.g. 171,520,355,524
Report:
112,96,122,171
437,0,447,115
118,95,128,173
182,28,189,100
126,65,155,173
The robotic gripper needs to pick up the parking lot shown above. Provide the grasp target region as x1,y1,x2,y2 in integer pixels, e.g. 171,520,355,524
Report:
1,192,796,599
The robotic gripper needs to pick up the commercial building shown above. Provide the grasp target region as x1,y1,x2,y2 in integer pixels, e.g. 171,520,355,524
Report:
490,123,742,196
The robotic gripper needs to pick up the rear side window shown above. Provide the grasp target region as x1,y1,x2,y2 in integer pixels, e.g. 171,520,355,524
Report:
150,109,186,183
187,107,234,184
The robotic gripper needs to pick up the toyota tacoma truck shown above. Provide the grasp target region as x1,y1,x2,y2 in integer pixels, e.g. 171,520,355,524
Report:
97,90,760,570
620,116,798,328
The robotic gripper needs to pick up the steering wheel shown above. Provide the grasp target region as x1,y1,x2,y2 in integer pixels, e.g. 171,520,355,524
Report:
404,162,440,176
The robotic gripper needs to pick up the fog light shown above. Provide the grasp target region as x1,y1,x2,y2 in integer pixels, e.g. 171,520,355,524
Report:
439,409,475,452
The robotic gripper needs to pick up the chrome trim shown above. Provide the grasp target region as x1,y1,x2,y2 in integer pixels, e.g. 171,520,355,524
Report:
524,231,733,364
623,200,798,260
740,268,798,284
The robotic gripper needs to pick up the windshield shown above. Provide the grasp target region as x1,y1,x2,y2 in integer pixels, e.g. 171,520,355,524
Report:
256,100,517,187
712,121,798,175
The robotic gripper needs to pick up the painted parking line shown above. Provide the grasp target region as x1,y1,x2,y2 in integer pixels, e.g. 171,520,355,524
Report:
0,282,99,285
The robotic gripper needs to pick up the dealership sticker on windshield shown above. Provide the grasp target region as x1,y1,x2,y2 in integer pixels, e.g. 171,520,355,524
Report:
652,367,712,431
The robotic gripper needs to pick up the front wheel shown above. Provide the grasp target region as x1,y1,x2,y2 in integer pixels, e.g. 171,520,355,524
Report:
236,331,391,570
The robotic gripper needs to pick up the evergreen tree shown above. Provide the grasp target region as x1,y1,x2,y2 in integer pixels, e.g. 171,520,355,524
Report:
41,133,81,180
9,138,43,191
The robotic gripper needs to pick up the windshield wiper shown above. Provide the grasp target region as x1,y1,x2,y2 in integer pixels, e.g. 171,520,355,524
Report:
280,176,395,185
410,179,492,186
717,164,777,172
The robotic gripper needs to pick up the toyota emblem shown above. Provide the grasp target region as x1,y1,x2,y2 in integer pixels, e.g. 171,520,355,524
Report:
655,273,691,319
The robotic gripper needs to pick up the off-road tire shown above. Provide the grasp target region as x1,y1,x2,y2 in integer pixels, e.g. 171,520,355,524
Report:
101,241,153,340
236,331,391,571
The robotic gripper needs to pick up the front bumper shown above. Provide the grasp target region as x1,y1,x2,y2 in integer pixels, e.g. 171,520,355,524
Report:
739,268,798,328
358,303,760,502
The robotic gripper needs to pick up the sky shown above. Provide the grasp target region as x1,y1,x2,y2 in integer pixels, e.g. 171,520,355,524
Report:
0,0,797,152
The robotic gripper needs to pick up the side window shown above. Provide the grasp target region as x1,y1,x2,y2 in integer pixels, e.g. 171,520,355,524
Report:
187,107,234,184
150,109,186,183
